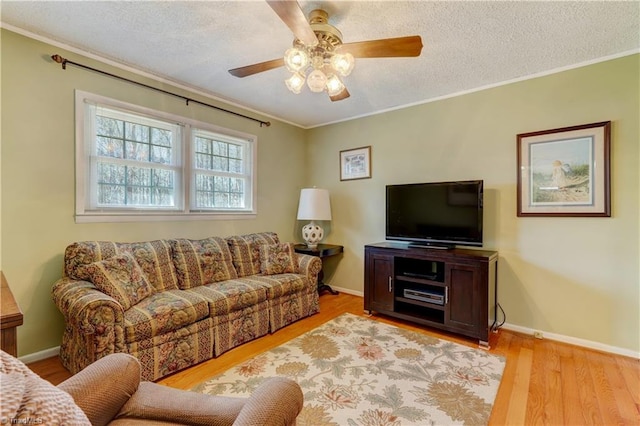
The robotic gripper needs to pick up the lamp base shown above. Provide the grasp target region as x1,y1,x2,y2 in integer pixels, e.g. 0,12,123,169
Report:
302,221,324,248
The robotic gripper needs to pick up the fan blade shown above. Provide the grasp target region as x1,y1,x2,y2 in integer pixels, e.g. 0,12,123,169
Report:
329,87,350,102
339,35,423,58
229,58,284,78
266,1,317,46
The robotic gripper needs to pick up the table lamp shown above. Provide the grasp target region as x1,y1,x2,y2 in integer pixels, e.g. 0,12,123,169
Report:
297,188,332,248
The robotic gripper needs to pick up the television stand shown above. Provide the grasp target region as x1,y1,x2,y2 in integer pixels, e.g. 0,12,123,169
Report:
364,242,498,347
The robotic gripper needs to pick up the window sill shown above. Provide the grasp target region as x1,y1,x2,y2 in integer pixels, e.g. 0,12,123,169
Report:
75,212,257,223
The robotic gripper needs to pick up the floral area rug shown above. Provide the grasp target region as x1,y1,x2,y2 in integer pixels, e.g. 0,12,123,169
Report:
192,313,505,425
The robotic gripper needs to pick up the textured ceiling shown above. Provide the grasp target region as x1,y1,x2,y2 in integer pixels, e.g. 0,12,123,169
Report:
2,1,639,128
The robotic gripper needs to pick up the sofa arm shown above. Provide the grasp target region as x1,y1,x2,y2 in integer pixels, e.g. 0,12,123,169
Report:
296,253,322,284
116,377,302,426
58,353,140,426
52,277,126,372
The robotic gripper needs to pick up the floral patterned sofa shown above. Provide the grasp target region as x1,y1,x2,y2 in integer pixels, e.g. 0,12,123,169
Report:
52,232,321,381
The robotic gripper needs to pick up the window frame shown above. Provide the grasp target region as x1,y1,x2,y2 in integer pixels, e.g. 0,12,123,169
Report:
75,90,257,223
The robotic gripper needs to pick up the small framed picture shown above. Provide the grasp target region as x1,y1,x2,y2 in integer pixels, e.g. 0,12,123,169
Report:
517,121,611,217
340,146,371,181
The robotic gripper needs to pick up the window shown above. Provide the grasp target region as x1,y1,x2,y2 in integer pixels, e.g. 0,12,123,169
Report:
76,91,256,222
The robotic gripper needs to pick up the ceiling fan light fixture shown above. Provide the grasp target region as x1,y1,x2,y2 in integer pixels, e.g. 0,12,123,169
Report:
285,72,306,94
326,74,345,96
306,69,327,93
330,53,354,76
284,47,309,72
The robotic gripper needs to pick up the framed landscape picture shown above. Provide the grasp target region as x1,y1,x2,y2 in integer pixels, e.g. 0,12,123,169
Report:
517,121,611,217
340,146,371,181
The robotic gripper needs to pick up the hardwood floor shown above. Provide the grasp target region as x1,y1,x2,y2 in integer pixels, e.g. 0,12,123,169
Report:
28,293,640,425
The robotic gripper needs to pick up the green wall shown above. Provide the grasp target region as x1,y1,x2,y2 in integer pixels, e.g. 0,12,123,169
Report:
2,27,638,357
308,54,640,354
1,29,308,356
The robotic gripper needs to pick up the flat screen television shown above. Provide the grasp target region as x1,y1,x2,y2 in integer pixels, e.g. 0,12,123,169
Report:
386,180,483,248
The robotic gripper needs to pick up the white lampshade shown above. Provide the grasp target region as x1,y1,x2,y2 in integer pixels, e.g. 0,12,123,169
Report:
297,188,332,220
297,188,331,248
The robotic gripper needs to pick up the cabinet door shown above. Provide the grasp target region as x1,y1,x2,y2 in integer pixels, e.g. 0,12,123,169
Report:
445,263,481,335
366,252,394,312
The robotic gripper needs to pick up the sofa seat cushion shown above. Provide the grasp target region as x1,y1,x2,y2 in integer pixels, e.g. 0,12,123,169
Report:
241,274,309,300
123,290,209,342
226,232,280,277
171,237,237,289
126,318,214,381
187,279,268,316
63,240,180,292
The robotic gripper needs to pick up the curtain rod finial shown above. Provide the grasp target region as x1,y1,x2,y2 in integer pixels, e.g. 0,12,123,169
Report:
51,54,67,69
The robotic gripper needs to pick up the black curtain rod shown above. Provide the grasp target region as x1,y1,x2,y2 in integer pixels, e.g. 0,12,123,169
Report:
51,54,270,127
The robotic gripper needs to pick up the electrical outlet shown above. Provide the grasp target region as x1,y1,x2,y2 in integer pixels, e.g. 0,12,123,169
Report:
533,331,543,339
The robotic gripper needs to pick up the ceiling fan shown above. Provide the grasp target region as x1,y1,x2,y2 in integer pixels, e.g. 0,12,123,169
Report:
228,0,423,101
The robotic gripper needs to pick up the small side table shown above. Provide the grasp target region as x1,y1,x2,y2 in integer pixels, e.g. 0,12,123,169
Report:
1,272,23,357
294,243,343,295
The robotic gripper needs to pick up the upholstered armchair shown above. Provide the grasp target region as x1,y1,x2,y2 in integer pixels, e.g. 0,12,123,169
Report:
0,350,303,426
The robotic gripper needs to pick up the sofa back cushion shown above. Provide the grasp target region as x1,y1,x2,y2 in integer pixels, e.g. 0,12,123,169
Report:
78,253,154,310
260,243,298,275
226,232,280,277
170,237,237,289
63,240,180,292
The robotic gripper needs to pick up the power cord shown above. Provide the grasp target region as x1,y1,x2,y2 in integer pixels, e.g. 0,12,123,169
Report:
491,302,506,333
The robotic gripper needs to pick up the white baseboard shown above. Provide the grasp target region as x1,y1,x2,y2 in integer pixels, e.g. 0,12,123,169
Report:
502,323,640,359
19,346,60,364
324,285,363,298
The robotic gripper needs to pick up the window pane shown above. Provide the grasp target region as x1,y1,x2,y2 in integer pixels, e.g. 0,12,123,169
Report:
151,127,172,147
230,193,243,207
229,177,243,193
127,166,151,186
152,169,174,188
151,145,171,164
127,186,151,205
214,176,229,192
97,163,125,184
214,192,230,207
195,153,210,169
212,156,228,172
212,141,228,157
126,141,150,162
97,116,124,138
96,137,124,158
98,184,125,205
195,137,211,154
154,188,174,206
228,143,242,159
126,122,149,142
229,159,242,173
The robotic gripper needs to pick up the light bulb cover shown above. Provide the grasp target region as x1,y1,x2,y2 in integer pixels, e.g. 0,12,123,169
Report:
285,72,305,94
326,74,345,96
330,53,355,76
284,48,309,72
307,69,328,93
